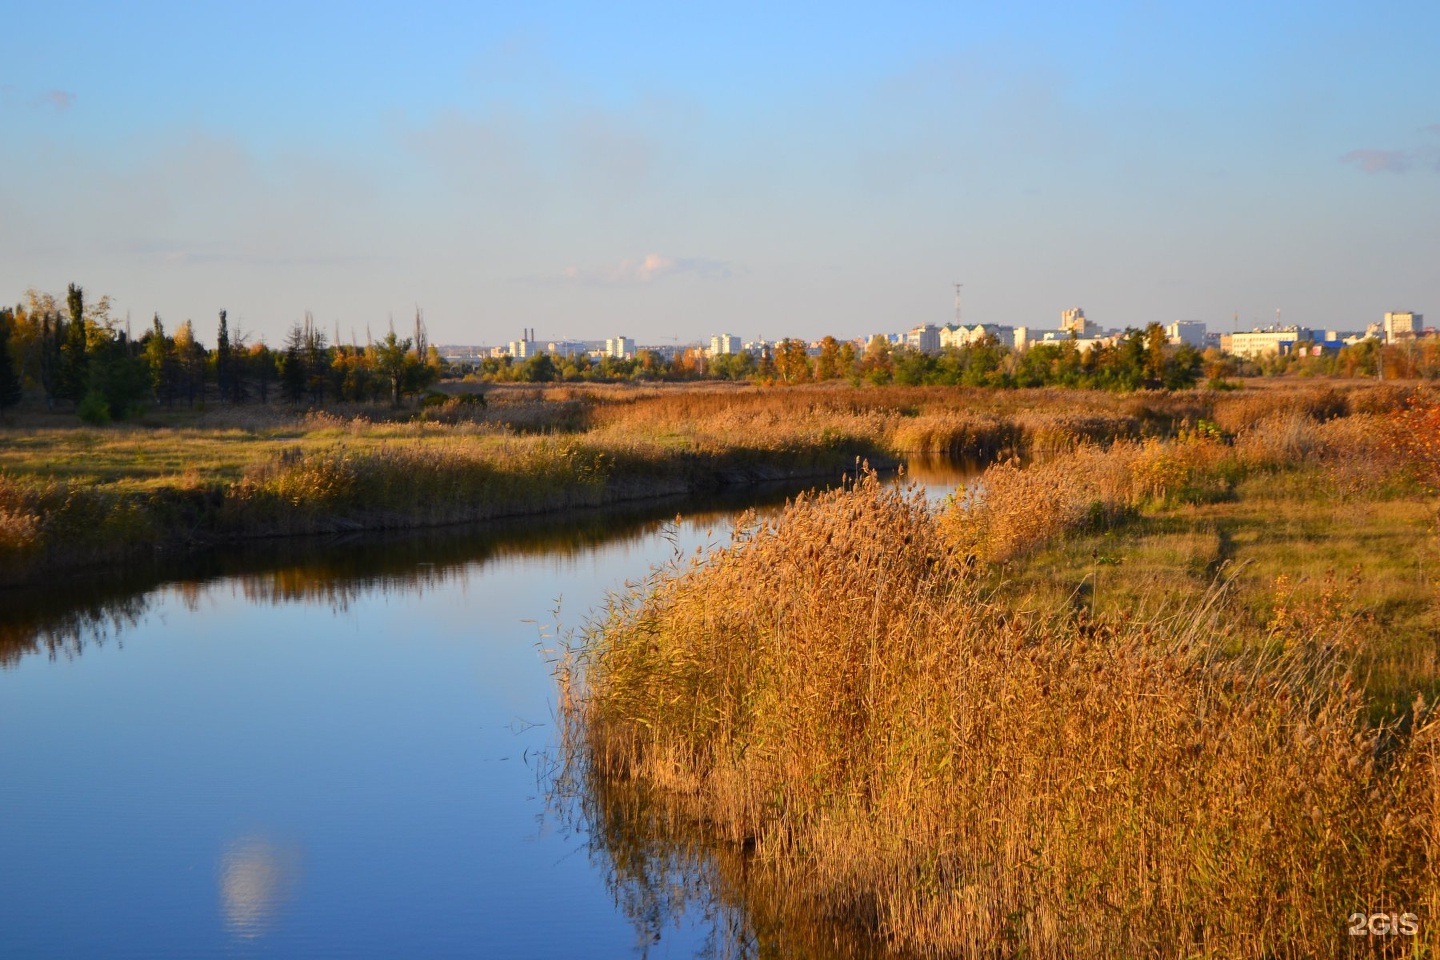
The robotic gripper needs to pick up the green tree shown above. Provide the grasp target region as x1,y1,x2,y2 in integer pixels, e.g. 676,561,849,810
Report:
961,336,1008,387
301,314,330,403
521,351,557,383
59,283,89,402
280,323,309,403
560,351,594,381
1165,343,1203,389
375,329,414,406
0,308,23,413
710,351,755,380
215,310,234,403
143,314,182,407
891,345,935,385
38,309,64,407
250,343,278,404
172,320,207,406
86,331,150,420
756,346,777,381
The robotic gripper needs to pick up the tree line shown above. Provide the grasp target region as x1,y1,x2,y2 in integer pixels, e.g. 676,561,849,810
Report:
35,282,1419,418
462,328,1440,389
0,285,440,420
1200,336,1440,382
470,326,1204,391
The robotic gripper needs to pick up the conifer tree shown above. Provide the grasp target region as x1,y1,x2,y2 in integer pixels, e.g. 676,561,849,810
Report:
38,310,64,407
281,322,308,403
0,308,23,413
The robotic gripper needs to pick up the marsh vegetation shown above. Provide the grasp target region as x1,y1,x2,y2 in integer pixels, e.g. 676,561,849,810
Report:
1,382,1224,583
560,383,1440,957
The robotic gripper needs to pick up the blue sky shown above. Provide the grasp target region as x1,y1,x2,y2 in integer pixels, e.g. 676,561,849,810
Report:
2,1,1437,347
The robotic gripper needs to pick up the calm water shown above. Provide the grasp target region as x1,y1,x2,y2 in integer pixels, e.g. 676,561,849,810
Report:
0,464,975,959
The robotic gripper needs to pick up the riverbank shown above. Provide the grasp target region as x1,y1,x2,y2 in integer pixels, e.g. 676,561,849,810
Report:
562,384,1440,957
0,383,1172,585
0,382,1424,586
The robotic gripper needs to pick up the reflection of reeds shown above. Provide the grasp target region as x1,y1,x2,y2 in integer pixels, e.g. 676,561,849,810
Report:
0,476,843,668
546,742,900,960
564,467,1440,957
0,592,146,667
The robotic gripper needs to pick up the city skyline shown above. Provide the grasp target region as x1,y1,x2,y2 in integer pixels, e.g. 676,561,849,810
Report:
3,2,1438,347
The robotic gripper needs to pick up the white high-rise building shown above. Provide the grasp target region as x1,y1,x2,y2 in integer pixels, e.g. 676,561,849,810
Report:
605,336,635,359
905,324,941,354
1383,311,1422,343
507,327,537,358
1166,321,1206,348
1061,307,1099,337
710,333,742,355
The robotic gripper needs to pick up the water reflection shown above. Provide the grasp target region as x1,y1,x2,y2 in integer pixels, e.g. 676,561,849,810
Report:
1,460,984,957
219,834,300,938
549,757,901,960
0,481,823,667
0,463,978,669
899,453,986,490
0,588,149,666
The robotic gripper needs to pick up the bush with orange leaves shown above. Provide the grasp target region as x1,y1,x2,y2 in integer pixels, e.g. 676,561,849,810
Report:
1389,398,1440,494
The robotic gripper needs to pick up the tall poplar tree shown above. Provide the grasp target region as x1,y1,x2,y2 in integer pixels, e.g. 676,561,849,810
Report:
216,310,232,403
145,314,181,407
38,310,63,407
60,282,88,401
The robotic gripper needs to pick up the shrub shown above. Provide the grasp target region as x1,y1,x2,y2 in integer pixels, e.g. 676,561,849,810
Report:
76,389,111,425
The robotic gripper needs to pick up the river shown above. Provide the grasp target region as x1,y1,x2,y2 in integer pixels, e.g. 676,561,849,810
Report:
0,461,975,959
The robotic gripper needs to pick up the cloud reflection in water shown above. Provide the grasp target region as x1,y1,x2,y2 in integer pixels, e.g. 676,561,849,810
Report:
219,835,299,938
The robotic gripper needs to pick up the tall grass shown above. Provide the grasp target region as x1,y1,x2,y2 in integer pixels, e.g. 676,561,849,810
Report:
562,469,1440,956
2,382,1434,583
221,437,615,535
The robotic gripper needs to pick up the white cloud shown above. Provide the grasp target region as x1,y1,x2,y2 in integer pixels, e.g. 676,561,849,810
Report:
558,252,736,285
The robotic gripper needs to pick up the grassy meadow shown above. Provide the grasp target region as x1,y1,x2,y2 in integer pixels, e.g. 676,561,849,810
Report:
559,381,1440,957
1,382,1216,584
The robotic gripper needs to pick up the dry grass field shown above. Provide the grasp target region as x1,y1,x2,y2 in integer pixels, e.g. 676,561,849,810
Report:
560,381,1440,957
0,383,1224,583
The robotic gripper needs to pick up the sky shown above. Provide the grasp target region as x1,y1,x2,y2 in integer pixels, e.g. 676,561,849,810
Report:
2,1,1437,348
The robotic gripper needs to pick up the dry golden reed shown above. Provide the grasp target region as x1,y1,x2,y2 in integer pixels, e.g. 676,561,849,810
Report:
566,465,1440,958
